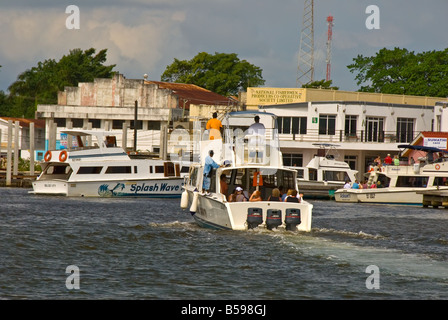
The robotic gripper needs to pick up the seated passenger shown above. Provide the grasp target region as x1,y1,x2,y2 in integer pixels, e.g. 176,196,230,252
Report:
268,188,281,201
285,189,300,203
249,190,262,202
235,186,248,202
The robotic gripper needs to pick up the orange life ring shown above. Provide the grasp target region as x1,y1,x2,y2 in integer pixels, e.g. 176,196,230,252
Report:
435,164,441,170
59,150,68,162
44,150,52,162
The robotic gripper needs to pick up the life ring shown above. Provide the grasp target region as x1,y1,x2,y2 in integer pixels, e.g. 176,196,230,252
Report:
44,150,52,162
435,164,441,170
59,150,68,162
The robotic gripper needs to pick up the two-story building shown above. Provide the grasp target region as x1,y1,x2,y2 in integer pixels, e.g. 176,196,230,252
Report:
242,87,446,177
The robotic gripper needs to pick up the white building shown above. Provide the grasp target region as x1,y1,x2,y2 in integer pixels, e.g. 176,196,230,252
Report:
260,99,446,177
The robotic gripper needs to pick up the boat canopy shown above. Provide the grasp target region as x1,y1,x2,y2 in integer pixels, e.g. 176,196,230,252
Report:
398,144,448,154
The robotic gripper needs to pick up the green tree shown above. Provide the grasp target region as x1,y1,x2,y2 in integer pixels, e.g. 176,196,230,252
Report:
6,48,116,118
347,47,448,97
301,79,339,90
161,52,265,96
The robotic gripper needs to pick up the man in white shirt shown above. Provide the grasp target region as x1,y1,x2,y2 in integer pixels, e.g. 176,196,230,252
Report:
247,116,265,163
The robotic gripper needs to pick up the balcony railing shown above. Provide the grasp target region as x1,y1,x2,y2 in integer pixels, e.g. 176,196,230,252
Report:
279,129,417,144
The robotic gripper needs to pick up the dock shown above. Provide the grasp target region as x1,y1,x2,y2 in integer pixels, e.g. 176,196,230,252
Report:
0,171,38,188
418,190,448,209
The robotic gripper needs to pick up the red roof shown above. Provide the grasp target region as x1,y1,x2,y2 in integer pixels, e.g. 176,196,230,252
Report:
0,117,45,129
145,81,235,110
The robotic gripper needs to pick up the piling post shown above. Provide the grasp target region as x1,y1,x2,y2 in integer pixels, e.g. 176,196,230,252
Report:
13,121,19,176
6,120,12,186
30,122,35,176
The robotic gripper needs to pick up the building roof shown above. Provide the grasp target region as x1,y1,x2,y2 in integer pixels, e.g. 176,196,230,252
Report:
0,117,46,129
145,80,236,110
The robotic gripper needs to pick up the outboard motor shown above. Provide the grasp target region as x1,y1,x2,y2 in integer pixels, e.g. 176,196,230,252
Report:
247,208,263,229
266,209,282,230
285,208,301,231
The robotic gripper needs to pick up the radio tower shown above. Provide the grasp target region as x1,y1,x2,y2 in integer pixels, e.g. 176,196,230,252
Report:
297,0,314,87
326,15,334,82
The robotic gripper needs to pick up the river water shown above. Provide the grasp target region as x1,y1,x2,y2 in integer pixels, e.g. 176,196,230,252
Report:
1,188,447,301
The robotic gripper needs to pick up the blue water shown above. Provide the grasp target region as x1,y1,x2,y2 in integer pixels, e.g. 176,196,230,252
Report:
1,188,447,300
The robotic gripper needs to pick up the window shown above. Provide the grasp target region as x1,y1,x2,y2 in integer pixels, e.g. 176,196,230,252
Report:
278,117,307,134
130,120,143,130
282,153,303,167
319,115,336,135
54,118,66,127
148,121,160,130
323,171,350,182
396,118,414,143
77,166,103,174
396,176,429,188
72,118,84,128
345,115,357,136
89,119,101,128
112,120,125,130
366,117,384,142
105,166,131,174
155,166,164,173
433,177,448,187
344,155,357,171
47,165,71,175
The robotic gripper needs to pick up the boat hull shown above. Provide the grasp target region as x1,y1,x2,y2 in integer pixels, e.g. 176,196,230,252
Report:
31,178,184,198
334,188,429,205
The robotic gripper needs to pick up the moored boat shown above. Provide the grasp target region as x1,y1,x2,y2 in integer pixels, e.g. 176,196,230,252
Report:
288,143,358,199
335,145,448,204
30,130,187,197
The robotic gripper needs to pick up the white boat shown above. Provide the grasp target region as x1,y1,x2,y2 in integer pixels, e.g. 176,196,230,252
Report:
30,130,187,197
180,111,313,231
288,143,358,199
335,145,448,204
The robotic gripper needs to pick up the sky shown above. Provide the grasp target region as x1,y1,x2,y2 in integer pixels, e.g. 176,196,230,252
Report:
1,0,447,93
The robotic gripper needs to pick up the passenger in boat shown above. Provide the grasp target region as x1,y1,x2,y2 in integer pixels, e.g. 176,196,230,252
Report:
376,181,384,188
374,155,381,167
203,150,220,195
249,190,263,202
268,188,281,201
343,181,351,189
370,182,377,188
361,180,368,189
352,180,360,189
206,112,222,140
384,154,393,166
393,155,400,166
285,189,300,203
235,186,248,202
220,174,228,196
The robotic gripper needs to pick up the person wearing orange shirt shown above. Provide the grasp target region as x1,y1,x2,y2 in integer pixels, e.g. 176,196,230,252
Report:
206,112,222,140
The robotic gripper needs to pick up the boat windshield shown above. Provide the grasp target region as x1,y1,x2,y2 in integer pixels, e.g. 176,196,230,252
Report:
218,167,296,201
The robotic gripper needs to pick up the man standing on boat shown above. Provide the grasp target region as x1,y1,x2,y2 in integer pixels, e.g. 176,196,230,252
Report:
247,115,266,163
206,112,222,140
203,150,220,195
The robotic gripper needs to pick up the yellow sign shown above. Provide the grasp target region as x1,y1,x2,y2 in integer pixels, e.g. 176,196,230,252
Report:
247,88,305,106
